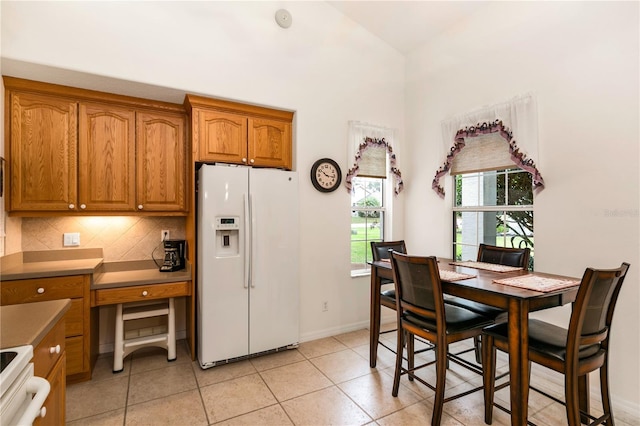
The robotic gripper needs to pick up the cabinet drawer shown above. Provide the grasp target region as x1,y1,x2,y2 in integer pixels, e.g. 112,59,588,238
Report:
64,298,84,337
33,318,65,378
1,275,85,305
94,281,190,305
65,335,84,376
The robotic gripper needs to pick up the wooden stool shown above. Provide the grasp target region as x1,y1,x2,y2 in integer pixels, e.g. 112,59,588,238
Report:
113,298,176,373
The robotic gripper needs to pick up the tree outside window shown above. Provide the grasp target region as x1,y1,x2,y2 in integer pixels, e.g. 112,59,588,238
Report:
351,176,385,273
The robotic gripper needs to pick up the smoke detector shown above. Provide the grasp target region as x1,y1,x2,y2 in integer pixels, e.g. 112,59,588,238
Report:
275,9,292,29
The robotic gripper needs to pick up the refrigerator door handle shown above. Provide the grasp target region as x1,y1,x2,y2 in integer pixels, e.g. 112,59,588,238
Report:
243,193,250,289
250,193,256,288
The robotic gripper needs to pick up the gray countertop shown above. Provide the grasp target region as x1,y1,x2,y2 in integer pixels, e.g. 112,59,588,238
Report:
0,249,191,289
92,260,192,289
0,299,71,349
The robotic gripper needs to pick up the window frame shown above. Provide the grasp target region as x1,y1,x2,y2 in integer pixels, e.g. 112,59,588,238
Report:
452,168,534,266
350,175,388,277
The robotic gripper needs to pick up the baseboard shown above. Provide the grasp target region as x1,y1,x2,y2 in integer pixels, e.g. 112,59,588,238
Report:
99,329,187,354
299,319,370,343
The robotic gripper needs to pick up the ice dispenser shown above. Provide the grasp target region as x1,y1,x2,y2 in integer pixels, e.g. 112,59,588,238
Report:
215,217,240,256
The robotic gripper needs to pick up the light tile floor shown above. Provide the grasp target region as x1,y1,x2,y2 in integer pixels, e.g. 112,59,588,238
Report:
66,328,639,425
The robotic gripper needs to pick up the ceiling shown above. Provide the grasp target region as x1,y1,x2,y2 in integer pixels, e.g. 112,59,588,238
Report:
328,1,488,54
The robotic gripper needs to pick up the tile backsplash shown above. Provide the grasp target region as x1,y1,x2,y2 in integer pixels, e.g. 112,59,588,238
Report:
22,216,186,262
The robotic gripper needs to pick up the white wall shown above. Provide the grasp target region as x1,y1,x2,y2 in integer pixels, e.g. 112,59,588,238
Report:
0,2,405,341
404,1,639,413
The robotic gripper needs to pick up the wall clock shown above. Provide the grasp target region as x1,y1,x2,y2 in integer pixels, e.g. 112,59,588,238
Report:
310,158,342,193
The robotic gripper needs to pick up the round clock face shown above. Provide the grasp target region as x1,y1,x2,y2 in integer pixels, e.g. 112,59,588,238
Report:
311,158,342,193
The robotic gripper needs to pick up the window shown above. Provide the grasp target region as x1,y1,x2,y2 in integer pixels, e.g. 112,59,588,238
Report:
453,168,534,269
351,176,385,274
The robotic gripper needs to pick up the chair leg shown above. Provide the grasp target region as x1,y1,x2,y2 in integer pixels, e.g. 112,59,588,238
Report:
600,361,615,426
432,341,447,426
482,334,496,424
474,335,482,365
407,331,415,382
392,324,404,397
565,369,582,426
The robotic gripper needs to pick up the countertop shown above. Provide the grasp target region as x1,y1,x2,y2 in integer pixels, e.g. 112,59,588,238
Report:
1,249,104,281
0,299,71,349
0,249,191,289
92,260,192,290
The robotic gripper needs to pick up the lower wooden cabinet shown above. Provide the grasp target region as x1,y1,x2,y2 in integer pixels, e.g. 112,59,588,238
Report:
0,275,96,383
36,354,66,426
33,314,66,425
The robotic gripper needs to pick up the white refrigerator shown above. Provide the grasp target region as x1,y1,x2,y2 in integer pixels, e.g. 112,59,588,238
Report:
197,164,299,368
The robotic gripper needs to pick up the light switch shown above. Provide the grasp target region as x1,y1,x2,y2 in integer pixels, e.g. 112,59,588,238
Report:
63,232,80,247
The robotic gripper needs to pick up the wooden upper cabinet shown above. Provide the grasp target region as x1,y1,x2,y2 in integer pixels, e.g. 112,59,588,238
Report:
196,110,247,164
136,111,187,212
185,94,294,170
8,92,78,211
4,77,188,215
248,118,292,169
79,103,136,211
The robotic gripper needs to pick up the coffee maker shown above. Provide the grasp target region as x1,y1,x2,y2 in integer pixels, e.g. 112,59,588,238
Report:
160,240,186,272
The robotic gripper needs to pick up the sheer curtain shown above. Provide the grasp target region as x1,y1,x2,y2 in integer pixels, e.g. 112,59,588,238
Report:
441,93,538,157
434,93,543,197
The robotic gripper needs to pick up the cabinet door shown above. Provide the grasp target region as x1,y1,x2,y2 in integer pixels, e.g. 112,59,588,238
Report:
136,111,187,212
78,103,136,211
195,109,247,164
248,118,292,170
9,92,78,211
34,353,66,426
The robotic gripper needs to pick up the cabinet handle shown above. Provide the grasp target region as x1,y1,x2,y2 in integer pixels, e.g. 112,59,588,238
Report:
49,344,61,354
40,407,47,419
138,204,144,210
37,288,45,294
242,158,247,163
142,290,148,296
68,204,75,209
250,159,255,164
80,204,86,209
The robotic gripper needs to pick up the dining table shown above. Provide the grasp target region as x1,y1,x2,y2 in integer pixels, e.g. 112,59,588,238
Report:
369,258,583,426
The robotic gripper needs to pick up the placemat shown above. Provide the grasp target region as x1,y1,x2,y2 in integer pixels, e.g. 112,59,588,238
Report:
439,270,476,281
450,261,523,273
493,275,580,293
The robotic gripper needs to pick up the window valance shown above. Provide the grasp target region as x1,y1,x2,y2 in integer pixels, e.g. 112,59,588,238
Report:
346,121,404,195
432,93,544,198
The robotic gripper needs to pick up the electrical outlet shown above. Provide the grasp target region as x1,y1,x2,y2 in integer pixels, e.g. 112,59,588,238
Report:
322,301,328,312
161,230,170,241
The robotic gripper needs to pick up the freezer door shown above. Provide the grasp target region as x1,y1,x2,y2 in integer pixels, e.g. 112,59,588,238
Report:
197,164,250,365
248,168,300,354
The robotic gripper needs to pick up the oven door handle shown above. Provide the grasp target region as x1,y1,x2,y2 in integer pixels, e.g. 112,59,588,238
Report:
15,376,50,425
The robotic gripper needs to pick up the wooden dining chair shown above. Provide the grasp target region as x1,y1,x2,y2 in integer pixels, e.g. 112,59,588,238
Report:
482,262,630,426
446,244,531,363
389,251,493,425
370,240,407,358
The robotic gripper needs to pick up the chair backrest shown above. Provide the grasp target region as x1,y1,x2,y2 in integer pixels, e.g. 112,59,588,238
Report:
477,243,530,268
371,240,407,261
389,251,444,325
567,263,630,360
